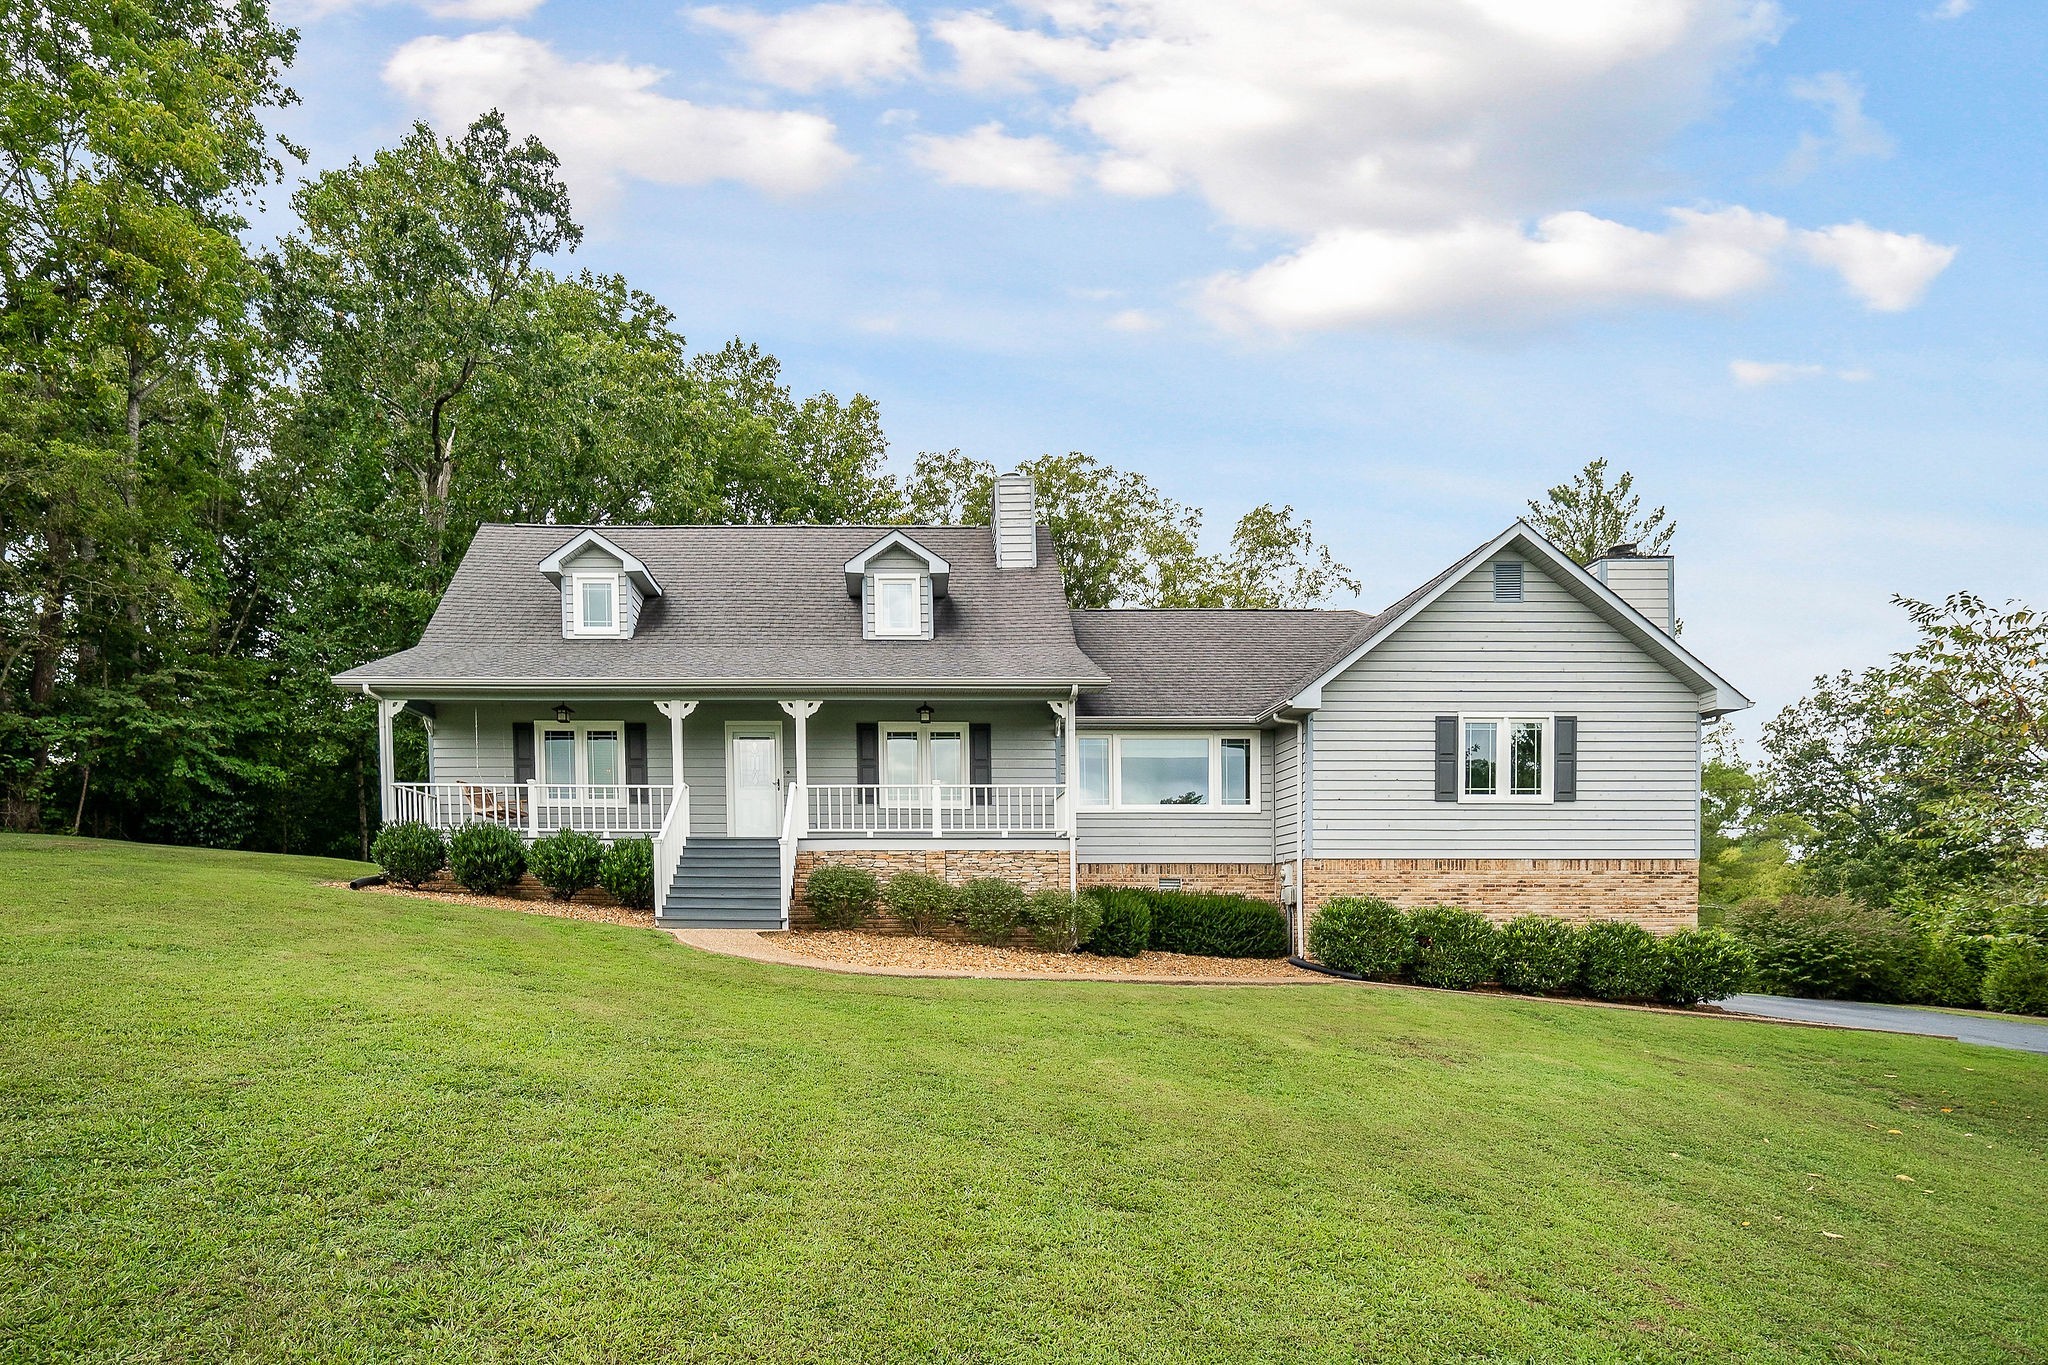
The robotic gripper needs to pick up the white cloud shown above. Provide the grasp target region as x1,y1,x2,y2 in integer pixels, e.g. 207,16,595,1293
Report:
1728,360,1874,385
1798,222,1957,311
918,0,1956,330
688,2,919,92
1929,0,1973,18
1106,308,1161,332
280,0,543,19
906,121,1083,194
382,31,853,206
1782,71,1894,179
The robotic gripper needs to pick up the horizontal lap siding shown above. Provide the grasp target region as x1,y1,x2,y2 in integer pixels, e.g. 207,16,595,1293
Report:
806,702,1057,784
679,702,790,838
1078,732,1278,863
1273,723,1300,863
427,701,675,787
1312,557,1700,859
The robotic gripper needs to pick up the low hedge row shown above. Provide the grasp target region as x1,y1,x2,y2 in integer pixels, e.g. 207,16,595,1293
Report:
371,822,654,907
801,866,1105,952
1307,897,1754,1007
1081,887,1288,959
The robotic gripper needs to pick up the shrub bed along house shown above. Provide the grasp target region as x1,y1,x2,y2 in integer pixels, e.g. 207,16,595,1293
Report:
371,821,446,888
1123,888,1290,959
448,823,526,895
598,837,656,910
1657,928,1757,1007
1021,890,1103,953
1406,906,1499,990
955,877,1025,945
807,865,881,929
528,829,605,901
1306,896,1412,980
1578,921,1667,1002
884,871,955,935
1084,889,1151,958
1495,915,1583,995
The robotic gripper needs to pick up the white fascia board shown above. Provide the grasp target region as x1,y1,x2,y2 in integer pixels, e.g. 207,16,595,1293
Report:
843,531,951,597
538,528,662,597
1282,520,1753,718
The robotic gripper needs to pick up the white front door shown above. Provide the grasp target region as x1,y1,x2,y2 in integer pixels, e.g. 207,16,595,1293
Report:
728,728,782,836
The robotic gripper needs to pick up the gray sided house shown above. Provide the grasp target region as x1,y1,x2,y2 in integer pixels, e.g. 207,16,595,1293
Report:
335,475,1749,949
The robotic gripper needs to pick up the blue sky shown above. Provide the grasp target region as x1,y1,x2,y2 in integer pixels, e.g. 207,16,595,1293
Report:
272,0,2046,740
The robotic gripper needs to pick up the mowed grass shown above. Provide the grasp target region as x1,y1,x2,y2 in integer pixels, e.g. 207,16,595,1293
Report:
1,837,2044,1363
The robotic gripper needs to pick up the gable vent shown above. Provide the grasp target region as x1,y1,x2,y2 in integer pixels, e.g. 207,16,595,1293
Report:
1492,561,1524,602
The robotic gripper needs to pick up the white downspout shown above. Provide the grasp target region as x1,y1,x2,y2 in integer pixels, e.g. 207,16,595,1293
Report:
1286,714,1307,958
1067,685,1080,897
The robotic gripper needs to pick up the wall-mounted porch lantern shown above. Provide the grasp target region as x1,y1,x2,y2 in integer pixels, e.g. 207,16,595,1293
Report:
553,703,575,724
916,702,935,724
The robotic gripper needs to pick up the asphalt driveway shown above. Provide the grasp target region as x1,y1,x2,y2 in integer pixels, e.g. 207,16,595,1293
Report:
1719,994,2048,1054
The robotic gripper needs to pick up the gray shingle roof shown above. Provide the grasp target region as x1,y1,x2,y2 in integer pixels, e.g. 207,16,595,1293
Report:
1070,608,1377,720
334,523,1108,691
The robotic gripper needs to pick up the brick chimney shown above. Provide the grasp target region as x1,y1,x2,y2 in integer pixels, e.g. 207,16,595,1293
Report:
990,472,1038,569
1587,542,1675,634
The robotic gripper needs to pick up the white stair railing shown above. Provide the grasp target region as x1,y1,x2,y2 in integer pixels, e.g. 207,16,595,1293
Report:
777,782,802,928
651,789,687,920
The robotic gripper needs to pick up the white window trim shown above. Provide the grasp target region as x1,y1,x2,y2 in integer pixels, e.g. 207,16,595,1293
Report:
1457,713,1554,803
570,572,624,638
537,719,629,803
871,572,924,638
878,721,969,806
1073,731,1260,813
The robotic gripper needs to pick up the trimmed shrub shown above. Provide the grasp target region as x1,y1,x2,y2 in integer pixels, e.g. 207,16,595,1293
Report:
956,877,1024,944
1021,890,1104,953
1308,897,1412,979
448,822,526,895
1579,920,1665,1001
371,820,446,888
1143,889,1290,959
882,871,953,935
1982,941,2048,1017
598,837,655,910
1084,888,1151,958
1496,916,1583,996
1911,934,1982,1009
1723,895,1921,1002
808,864,881,929
528,828,604,901
1658,928,1755,1007
1406,905,1498,990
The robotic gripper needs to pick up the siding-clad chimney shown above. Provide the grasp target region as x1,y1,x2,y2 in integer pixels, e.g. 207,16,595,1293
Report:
990,472,1038,569
1587,541,1675,634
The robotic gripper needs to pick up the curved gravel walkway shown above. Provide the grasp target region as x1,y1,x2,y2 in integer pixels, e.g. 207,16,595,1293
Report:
1719,994,2048,1054
664,928,1332,985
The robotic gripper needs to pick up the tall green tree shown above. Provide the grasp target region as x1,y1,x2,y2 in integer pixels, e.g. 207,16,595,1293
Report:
1526,458,1675,564
1698,730,1797,910
0,0,298,832
903,450,1357,609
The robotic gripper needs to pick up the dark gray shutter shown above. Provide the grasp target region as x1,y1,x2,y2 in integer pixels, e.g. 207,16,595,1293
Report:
1434,716,1458,802
512,722,536,785
1554,716,1578,803
856,722,878,804
624,722,649,806
970,723,992,805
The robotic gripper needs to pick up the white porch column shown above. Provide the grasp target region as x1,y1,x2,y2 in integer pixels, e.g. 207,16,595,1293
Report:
654,700,698,832
778,700,822,834
1050,693,1079,895
375,696,404,824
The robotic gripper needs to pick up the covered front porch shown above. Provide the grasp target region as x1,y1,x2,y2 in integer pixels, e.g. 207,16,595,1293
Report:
369,691,1079,923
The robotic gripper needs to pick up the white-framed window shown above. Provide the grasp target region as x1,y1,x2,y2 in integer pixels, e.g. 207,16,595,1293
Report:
540,721,626,801
1073,732,1258,811
881,722,967,804
872,573,922,637
1460,715,1550,801
571,573,622,637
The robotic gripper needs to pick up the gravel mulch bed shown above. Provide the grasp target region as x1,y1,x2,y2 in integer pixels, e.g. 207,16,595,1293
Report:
769,929,1317,981
339,881,655,929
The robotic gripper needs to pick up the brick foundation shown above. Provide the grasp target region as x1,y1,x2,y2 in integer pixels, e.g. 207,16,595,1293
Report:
791,846,1071,933
1077,862,1283,900
1304,858,1698,934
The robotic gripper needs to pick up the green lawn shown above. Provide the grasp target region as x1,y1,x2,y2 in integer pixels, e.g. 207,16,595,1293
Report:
2,837,2044,1363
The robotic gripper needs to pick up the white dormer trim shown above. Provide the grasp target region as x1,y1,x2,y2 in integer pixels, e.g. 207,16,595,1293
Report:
539,528,662,597
843,532,950,598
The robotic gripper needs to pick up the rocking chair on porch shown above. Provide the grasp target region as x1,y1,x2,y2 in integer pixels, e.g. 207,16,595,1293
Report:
460,784,527,826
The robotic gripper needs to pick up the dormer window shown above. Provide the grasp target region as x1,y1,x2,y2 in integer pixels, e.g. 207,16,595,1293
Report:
574,574,620,636
874,574,921,637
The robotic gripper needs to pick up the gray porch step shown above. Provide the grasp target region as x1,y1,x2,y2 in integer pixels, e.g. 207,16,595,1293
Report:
660,837,785,928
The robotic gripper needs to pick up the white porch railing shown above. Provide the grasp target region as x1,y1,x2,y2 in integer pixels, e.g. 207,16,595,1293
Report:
778,783,801,926
651,791,688,918
389,781,674,837
805,783,1065,836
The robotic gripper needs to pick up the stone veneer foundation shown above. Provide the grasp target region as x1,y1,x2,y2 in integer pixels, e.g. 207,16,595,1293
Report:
790,846,1070,931
1077,862,1283,900
1304,858,1699,934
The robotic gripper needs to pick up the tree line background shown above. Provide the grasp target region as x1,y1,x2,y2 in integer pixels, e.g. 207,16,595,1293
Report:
5,2,2043,928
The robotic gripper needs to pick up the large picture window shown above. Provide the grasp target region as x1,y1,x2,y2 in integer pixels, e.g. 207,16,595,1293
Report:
1074,733,1259,811
1460,716,1550,801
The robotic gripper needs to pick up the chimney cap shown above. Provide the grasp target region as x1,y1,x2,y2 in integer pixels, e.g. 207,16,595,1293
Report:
1599,541,1642,559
